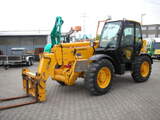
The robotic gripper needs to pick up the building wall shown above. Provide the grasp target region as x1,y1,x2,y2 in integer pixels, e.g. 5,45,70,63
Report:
142,24,160,38
0,36,47,55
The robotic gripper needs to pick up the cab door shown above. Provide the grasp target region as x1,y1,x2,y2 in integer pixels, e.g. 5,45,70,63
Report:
119,21,135,63
134,23,143,55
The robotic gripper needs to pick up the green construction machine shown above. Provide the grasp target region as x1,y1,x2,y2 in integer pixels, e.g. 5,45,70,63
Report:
147,39,160,59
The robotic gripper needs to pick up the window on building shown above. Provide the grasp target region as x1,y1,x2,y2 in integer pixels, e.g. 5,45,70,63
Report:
142,34,147,38
148,26,156,30
142,27,147,30
148,34,155,38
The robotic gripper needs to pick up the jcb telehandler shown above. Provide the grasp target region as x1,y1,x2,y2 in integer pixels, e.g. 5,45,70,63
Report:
0,17,152,110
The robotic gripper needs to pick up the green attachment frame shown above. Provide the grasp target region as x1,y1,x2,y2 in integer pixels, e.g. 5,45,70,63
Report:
51,16,64,45
44,16,64,53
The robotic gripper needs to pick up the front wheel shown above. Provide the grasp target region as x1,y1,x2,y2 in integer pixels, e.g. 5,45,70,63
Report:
131,56,152,82
4,65,9,70
26,58,33,66
30,58,34,65
26,59,31,66
85,59,114,95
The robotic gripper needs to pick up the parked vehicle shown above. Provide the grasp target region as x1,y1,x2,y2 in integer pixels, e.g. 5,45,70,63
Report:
147,38,160,59
0,48,34,69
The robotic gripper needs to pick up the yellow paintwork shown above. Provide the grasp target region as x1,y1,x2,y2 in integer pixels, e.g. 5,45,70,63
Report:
97,67,111,88
154,49,160,55
140,61,149,77
140,40,147,53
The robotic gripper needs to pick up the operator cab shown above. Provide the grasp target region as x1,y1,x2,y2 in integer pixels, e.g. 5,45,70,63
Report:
95,20,143,73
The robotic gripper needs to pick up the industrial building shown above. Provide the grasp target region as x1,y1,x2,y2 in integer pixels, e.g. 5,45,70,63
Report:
0,30,49,55
142,24,160,38
0,29,80,55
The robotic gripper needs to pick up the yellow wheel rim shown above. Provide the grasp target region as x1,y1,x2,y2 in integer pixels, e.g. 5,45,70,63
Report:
97,67,111,88
140,61,149,77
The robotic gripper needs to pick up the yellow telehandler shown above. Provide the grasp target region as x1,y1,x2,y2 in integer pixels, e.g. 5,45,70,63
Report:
0,18,152,110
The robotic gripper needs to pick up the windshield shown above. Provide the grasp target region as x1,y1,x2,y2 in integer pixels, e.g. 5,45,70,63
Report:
11,50,25,55
100,21,121,48
154,42,160,49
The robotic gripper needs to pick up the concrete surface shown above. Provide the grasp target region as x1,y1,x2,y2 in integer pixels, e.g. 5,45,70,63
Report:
0,60,160,120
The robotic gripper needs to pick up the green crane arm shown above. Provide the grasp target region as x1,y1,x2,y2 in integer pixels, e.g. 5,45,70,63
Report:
50,16,64,45
44,16,64,53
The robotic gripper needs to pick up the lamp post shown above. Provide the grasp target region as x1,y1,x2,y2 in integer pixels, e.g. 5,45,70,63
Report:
141,13,146,25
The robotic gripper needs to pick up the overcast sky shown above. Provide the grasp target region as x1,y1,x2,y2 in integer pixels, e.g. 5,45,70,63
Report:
0,0,160,36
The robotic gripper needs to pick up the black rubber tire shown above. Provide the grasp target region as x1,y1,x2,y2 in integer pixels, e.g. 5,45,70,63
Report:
131,56,152,82
26,60,30,66
26,58,33,66
85,59,115,95
30,58,34,65
56,81,66,86
4,65,9,70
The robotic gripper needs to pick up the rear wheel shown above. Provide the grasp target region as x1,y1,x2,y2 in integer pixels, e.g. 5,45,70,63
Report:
85,59,114,95
132,56,152,82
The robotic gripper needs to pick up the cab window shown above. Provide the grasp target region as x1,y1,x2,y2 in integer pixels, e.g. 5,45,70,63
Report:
135,24,142,45
121,22,134,46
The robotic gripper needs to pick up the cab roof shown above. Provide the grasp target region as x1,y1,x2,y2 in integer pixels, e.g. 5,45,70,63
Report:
107,19,141,25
